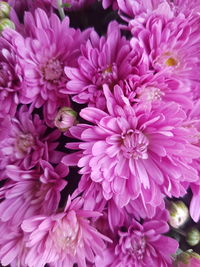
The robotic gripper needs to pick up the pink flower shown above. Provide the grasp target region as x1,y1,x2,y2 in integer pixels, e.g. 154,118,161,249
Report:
0,160,67,226
120,72,193,111
95,209,178,267
0,33,22,117
4,8,91,125
65,21,144,110
129,13,200,90
63,85,199,208
21,197,111,267
0,106,62,179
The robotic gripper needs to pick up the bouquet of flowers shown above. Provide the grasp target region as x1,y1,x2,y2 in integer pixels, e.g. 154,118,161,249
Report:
0,0,200,266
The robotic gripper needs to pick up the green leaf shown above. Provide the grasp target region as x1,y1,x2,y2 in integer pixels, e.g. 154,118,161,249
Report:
61,3,71,8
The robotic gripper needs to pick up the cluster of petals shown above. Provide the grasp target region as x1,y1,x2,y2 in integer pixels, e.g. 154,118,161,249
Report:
21,197,111,267
0,160,68,226
95,208,178,267
0,0,200,266
65,20,147,110
0,106,62,179
129,9,200,91
0,33,22,117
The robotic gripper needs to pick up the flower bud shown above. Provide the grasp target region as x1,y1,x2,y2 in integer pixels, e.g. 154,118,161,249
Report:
54,107,77,131
0,18,15,32
186,227,200,246
174,250,200,267
0,1,10,19
168,201,189,228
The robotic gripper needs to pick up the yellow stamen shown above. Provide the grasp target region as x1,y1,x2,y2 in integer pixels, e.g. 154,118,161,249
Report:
165,57,178,67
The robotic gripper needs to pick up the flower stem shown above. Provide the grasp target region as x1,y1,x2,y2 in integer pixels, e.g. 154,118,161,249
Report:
57,0,65,20
172,227,187,237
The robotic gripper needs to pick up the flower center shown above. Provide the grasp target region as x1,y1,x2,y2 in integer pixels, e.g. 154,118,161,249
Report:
121,129,149,159
52,215,80,253
42,58,63,83
96,63,118,86
16,133,35,153
129,235,146,261
154,51,180,71
165,57,178,67
138,86,165,102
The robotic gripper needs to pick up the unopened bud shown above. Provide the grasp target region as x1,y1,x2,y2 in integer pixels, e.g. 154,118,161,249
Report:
54,107,77,131
0,1,10,19
186,227,200,247
0,18,15,32
174,250,200,266
168,201,189,228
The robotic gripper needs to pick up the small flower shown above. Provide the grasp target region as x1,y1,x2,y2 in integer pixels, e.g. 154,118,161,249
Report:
0,106,62,178
4,8,91,125
0,32,22,116
168,201,189,229
54,107,77,132
21,197,111,267
65,21,141,110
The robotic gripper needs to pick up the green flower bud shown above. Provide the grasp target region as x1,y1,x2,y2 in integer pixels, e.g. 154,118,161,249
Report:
174,250,200,266
0,18,15,32
168,201,189,228
0,1,10,19
186,227,200,246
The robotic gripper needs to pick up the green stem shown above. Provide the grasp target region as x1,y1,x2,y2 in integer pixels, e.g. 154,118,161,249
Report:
57,0,65,20
172,227,186,237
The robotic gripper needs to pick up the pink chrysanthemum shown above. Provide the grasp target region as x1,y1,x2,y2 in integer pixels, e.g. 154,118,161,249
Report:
65,21,146,110
63,85,199,208
129,13,200,89
21,197,111,267
120,71,193,111
0,160,67,226
0,106,62,179
0,34,22,117
95,209,178,267
3,8,91,125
